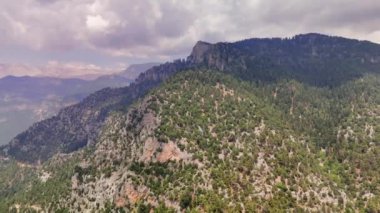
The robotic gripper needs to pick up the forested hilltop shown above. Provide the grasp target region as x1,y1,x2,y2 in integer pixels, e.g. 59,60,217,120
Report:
1,34,380,212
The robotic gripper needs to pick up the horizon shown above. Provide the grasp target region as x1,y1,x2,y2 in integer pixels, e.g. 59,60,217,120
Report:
2,32,379,80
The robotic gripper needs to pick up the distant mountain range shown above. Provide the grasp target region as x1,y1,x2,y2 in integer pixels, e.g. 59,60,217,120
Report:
0,63,159,145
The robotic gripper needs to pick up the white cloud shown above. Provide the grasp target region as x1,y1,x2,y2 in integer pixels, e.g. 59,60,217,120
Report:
86,15,109,32
0,62,121,79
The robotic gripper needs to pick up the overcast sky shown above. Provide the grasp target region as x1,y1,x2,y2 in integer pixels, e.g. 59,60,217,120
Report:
1,0,380,78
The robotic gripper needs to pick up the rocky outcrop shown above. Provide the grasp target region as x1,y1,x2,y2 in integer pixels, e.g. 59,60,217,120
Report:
187,41,212,64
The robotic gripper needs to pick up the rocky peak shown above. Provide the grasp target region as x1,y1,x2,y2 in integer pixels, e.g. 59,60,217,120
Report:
187,41,212,63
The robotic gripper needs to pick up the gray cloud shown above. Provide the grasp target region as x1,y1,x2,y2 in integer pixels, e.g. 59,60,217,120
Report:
0,0,380,76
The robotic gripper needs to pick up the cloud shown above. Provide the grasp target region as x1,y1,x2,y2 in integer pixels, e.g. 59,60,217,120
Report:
0,0,379,64
0,62,121,79
0,118,7,124
86,15,110,32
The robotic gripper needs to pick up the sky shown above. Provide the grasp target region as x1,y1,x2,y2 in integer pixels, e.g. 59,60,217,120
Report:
0,0,380,79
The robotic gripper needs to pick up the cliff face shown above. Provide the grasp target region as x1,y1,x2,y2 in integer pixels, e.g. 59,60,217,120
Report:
187,41,233,71
187,41,212,64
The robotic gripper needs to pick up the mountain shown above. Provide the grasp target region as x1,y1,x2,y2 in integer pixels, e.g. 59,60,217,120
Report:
188,33,380,86
0,63,158,145
118,63,161,80
1,61,188,163
0,75,128,146
1,34,380,212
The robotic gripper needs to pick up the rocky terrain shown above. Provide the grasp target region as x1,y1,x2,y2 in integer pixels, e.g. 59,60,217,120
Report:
1,34,380,212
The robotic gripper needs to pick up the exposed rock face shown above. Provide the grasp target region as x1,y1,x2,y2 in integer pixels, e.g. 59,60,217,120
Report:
188,41,231,71
140,137,160,162
187,41,212,64
118,182,150,205
156,141,190,163
59,92,199,211
64,97,159,210
62,97,156,209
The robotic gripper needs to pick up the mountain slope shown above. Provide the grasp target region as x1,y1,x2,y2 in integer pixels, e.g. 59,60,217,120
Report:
4,34,380,164
188,33,380,86
0,62,159,146
77,70,377,212
76,70,340,212
0,75,129,145
1,34,380,211
1,61,189,163
1,70,380,212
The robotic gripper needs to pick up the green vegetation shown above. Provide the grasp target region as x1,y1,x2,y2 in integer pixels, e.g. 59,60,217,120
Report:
2,34,380,211
1,69,380,212
0,155,80,212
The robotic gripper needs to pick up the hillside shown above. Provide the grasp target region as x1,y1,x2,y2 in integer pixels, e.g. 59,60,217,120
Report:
188,33,380,86
4,33,380,164
0,74,129,146
1,34,380,212
0,62,159,145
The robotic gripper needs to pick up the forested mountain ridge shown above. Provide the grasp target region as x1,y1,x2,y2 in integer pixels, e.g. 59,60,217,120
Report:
1,60,190,163
1,34,380,212
189,33,380,86
1,70,380,212
0,62,160,146
4,33,380,164
0,74,130,146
